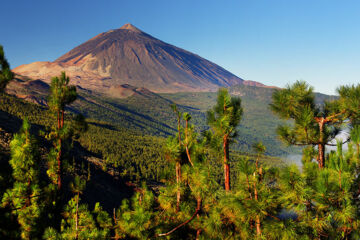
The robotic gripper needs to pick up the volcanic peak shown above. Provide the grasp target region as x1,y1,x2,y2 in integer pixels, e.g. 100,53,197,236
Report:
119,23,143,33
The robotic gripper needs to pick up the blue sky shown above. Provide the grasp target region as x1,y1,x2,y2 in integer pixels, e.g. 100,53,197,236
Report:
1,0,359,94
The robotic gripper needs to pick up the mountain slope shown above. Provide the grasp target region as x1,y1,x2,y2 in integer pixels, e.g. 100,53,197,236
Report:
6,78,295,156
13,23,246,93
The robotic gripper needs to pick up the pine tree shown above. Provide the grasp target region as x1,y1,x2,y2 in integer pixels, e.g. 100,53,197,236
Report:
183,112,194,166
205,156,286,239
170,104,183,211
44,176,111,240
114,183,157,239
0,45,14,92
280,140,360,239
157,116,219,239
207,88,242,191
47,71,77,190
337,84,360,126
2,119,42,239
270,80,345,168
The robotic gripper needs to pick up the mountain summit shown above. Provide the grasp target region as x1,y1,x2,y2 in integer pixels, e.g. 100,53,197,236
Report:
14,23,246,93
119,23,143,33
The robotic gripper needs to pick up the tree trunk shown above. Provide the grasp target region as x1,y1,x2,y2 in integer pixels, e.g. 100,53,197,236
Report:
223,136,230,191
57,138,62,190
196,229,202,240
254,181,261,237
61,110,64,128
176,114,182,211
318,119,325,168
255,215,261,238
185,120,193,166
176,161,181,212
318,143,325,168
195,198,202,239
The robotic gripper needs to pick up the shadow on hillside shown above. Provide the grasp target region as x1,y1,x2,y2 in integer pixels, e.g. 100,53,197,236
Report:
70,141,134,212
0,109,134,213
88,121,117,131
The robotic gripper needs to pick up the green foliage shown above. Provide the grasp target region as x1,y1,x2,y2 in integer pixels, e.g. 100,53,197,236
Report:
207,88,243,140
0,93,168,182
338,84,360,125
44,198,110,240
1,119,42,239
271,80,345,167
46,71,81,189
0,45,14,92
114,183,157,239
207,88,243,191
44,176,111,240
48,71,77,114
279,142,360,239
3,74,360,239
162,85,304,156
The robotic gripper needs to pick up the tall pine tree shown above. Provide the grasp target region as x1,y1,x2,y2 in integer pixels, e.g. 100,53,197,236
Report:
271,80,345,168
47,71,77,190
207,88,242,191
2,119,42,239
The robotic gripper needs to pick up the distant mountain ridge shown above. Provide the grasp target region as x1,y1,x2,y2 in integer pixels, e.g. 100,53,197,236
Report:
13,23,265,93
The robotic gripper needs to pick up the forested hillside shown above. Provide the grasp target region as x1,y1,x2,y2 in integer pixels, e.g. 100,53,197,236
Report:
1,74,360,239
7,76,308,156
2,41,358,239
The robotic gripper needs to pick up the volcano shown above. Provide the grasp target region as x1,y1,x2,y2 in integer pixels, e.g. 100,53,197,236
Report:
14,23,247,93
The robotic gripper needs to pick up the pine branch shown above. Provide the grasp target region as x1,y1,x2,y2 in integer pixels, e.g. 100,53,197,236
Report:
155,209,199,237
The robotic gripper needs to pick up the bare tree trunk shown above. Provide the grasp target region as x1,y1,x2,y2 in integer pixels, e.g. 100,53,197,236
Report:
254,182,261,237
318,143,325,168
317,118,325,168
196,229,202,240
185,120,193,166
57,138,62,190
176,161,181,212
254,168,261,237
255,215,261,238
61,110,64,128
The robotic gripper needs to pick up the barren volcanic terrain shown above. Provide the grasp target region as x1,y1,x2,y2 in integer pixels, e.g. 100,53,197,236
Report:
14,24,250,93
